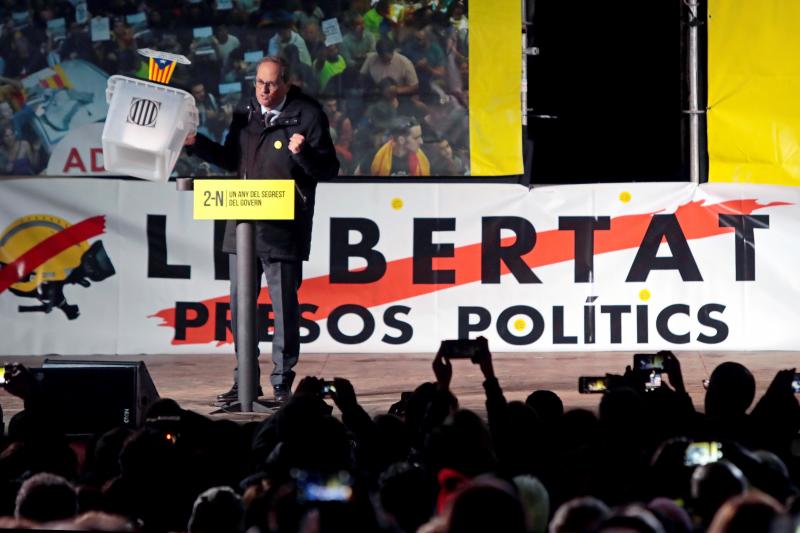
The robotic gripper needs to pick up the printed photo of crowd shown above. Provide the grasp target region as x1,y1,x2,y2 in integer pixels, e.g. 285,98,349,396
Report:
0,0,471,177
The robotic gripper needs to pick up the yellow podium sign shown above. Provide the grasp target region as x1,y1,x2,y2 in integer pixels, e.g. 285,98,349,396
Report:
193,179,295,220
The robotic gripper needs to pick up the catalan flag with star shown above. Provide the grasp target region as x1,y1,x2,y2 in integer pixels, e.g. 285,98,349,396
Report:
149,57,177,84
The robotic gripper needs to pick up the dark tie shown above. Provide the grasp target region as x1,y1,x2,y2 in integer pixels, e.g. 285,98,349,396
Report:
265,110,279,126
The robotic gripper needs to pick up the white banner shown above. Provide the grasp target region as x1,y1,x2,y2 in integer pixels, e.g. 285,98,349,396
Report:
1,179,798,355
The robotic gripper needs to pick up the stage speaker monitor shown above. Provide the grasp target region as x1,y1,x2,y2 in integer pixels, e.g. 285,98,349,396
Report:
38,359,160,437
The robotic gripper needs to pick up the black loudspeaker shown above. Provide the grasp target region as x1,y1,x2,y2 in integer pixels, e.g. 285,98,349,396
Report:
34,360,160,437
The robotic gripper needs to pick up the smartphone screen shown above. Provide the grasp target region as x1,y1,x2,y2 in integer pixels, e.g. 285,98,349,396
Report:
792,373,800,394
578,377,609,393
645,371,662,391
0,367,5,385
301,481,351,502
684,442,723,466
321,382,336,397
295,471,353,503
633,353,665,371
440,339,479,359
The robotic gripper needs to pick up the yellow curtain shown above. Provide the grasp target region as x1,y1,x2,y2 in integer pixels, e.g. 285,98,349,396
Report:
469,0,523,176
708,0,800,184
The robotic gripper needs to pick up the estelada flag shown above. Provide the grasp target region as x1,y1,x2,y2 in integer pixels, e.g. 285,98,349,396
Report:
149,57,176,84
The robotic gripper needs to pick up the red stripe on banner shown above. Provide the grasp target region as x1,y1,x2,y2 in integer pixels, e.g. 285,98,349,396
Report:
149,199,790,346
0,216,106,294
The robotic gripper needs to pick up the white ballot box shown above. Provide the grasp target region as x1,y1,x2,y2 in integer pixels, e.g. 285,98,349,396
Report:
102,75,198,181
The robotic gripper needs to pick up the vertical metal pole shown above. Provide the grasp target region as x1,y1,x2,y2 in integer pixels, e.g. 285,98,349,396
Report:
178,176,261,413
235,221,257,412
687,0,702,184
522,0,528,127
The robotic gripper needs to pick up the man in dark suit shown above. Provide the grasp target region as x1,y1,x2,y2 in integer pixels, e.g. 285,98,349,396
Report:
185,56,339,404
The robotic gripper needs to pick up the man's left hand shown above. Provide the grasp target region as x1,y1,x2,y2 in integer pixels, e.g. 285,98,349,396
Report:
288,133,305,154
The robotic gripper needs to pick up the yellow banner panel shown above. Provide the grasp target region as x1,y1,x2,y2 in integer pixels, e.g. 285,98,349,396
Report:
469,0,523,176
708,0,800,185
193,179,295,220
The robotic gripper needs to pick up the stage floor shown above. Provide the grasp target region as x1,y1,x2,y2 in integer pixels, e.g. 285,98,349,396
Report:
0,351,796,424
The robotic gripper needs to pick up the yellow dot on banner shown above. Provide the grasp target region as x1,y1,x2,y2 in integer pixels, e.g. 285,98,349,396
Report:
391,198,404,210
619,191,632,203
513,319,527,331
639,289,651,301
273,140,282,150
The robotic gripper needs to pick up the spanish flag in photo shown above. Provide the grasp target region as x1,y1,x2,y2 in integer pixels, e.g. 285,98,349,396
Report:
149,57,176,84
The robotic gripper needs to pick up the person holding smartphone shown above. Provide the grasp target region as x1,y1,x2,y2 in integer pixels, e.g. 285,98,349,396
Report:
185,56,339,404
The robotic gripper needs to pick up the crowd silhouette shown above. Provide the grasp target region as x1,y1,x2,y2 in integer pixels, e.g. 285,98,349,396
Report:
0,341,798,532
